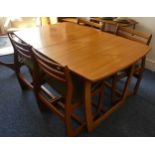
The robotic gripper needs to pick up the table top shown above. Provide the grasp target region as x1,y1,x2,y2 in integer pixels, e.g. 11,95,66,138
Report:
15,23,151,82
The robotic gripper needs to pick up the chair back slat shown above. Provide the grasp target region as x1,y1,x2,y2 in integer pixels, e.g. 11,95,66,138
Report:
37,59,66,82
77,18,102,30
8,32,32,59
116,26,152,45
14,44,31,59
90,18,119,34
32,48,67,83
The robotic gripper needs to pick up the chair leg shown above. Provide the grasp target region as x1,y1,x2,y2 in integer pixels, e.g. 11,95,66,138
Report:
133,57,145,95
96,82,105,113
16,67,34,90
35,94,49,111
16,71,28,89
121,64,136,103
133,73,143,95
111,74,118,105
14,55,28,89
14,63,33,90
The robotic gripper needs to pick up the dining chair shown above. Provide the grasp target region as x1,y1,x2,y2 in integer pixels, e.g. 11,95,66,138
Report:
110,26,152,104
32,47,105,136
59,17,78,24
90,17,119,34
8,32,34,90
77,17,103,30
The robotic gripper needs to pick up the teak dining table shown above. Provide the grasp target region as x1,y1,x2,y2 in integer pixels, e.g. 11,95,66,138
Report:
15,22,151,132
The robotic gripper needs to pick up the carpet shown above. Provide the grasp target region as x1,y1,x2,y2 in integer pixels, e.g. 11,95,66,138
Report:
0,55,155,137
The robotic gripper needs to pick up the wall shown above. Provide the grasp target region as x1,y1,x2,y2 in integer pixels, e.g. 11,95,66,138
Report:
132,17,155,71
0,17,7,34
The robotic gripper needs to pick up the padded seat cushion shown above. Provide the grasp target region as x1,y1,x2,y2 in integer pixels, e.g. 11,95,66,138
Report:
45,74,84,103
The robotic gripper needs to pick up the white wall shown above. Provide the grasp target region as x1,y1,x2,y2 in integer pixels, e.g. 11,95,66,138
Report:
132,17,155,71
0,17,7,34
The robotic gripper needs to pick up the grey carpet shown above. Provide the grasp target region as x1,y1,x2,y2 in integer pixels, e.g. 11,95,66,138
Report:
0,56,155,137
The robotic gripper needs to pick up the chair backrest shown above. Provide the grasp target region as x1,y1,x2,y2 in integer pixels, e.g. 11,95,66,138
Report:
77,17,103,30
32,48,73,101
101,20,119,34
8,32,32,60
116,26,152,74
116,26,152,45
90,18,119,34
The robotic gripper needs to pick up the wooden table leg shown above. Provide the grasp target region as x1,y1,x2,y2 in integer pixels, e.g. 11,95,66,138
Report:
111,74,118,105
121,63,136,103
84,63,136,132
94,63,136,128
84,80,94,133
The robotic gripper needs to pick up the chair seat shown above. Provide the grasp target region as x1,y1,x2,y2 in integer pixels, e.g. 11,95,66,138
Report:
45,74,84,103
24,57,102,103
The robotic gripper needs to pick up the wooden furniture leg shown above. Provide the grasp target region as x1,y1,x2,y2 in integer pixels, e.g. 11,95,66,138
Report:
84,80,94,132
120,64,136,103
84,64,136,133
111,74,118,105
96,82,105,113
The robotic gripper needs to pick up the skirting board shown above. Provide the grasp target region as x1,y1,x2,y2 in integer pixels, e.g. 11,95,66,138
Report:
146,58,155,72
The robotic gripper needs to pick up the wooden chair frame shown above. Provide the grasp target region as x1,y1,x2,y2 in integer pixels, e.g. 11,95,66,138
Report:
90,17,119,34
110,26,152,104
77,18,103,30
32,48,105,136
32,48,86,136
8,32,34,90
